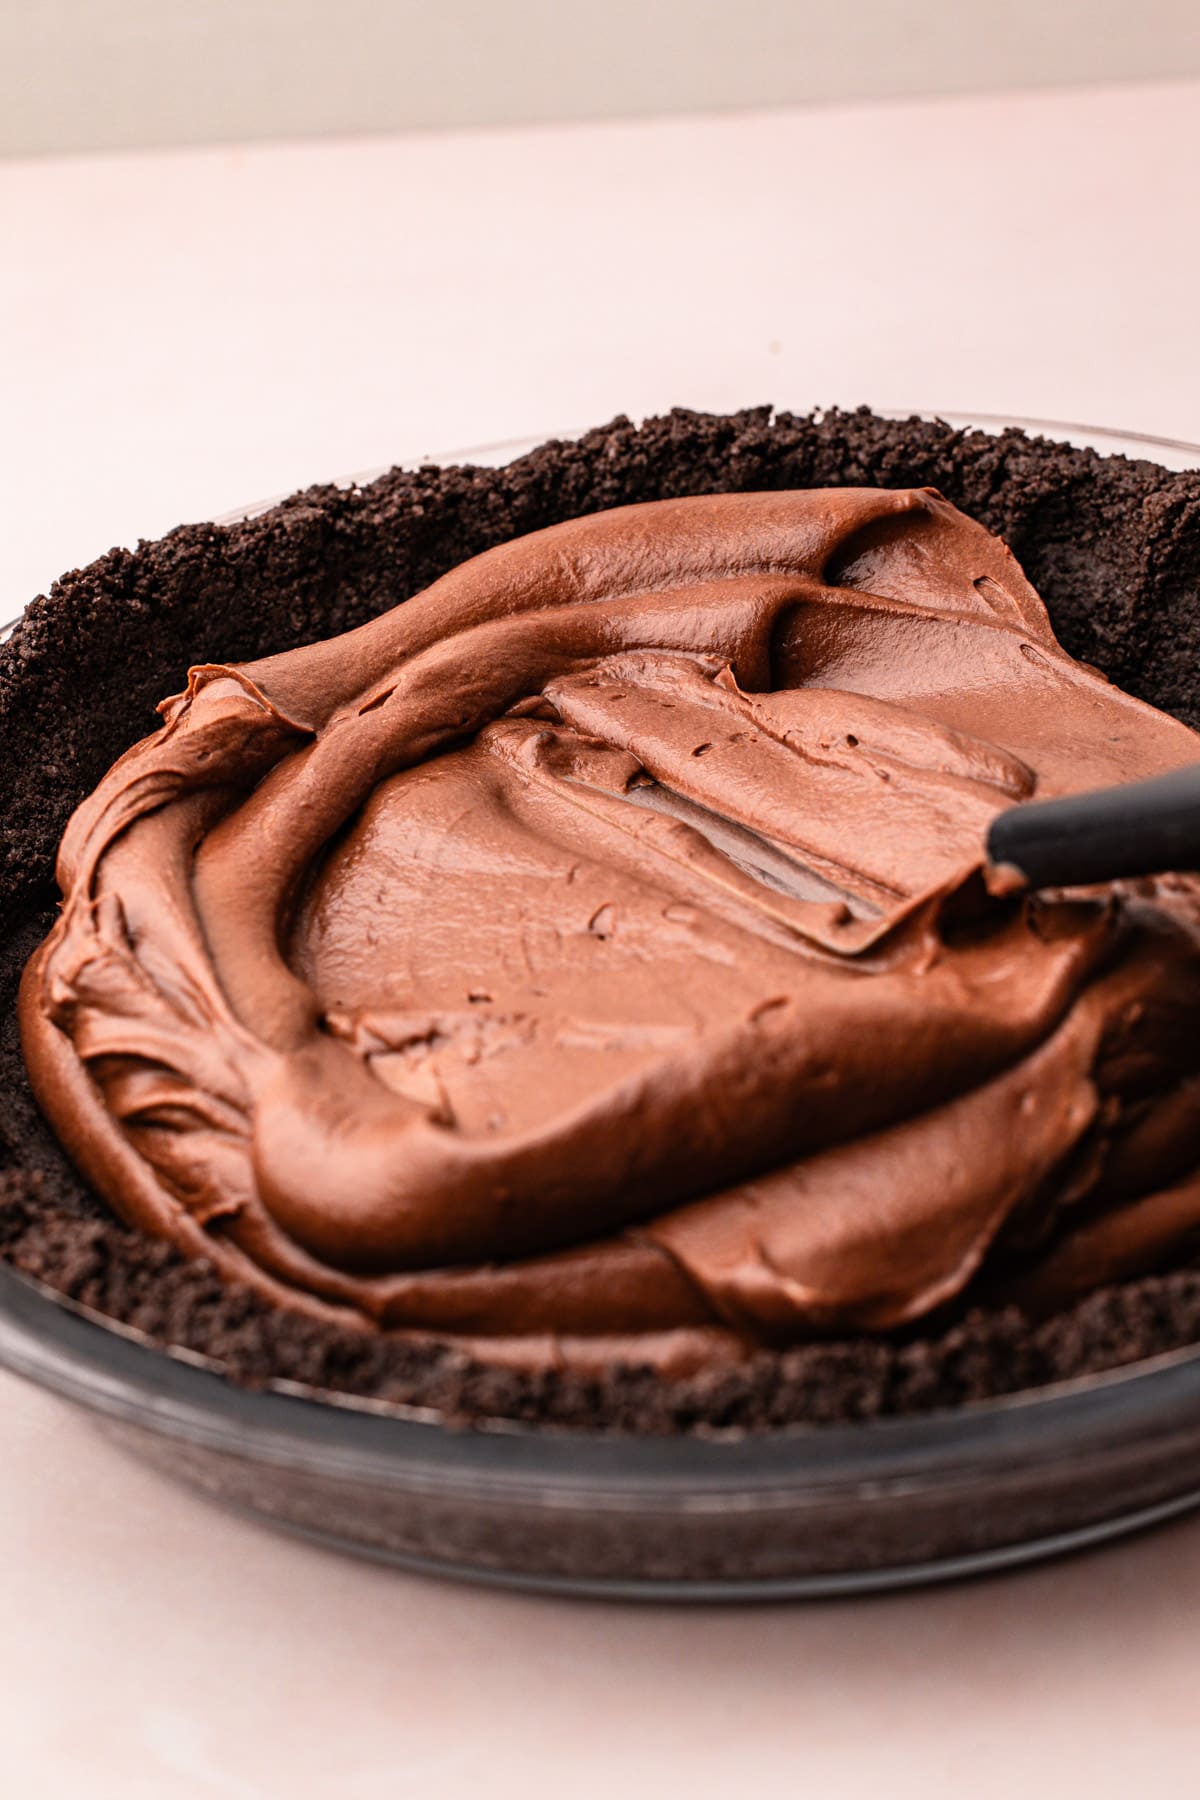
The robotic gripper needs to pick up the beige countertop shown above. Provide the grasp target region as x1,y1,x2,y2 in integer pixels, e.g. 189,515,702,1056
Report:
3,77,1200,1797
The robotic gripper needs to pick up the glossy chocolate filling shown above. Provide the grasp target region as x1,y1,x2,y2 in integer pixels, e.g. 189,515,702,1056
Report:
20,485,1200,1371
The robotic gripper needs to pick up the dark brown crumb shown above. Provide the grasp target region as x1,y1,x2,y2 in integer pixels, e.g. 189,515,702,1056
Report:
4,405,1200,1433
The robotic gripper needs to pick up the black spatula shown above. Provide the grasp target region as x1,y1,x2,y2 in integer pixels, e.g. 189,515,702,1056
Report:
987,765,1200,890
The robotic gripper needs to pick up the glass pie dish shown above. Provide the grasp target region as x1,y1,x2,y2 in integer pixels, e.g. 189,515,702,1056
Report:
3,412,1200,1601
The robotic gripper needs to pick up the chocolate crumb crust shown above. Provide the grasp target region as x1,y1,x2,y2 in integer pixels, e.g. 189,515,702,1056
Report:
4,406,1200,1434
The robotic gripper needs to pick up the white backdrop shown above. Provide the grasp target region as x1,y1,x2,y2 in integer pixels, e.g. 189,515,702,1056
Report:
3,0,1200,156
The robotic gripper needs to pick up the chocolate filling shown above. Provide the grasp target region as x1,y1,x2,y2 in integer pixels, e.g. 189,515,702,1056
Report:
4,408,1200,1429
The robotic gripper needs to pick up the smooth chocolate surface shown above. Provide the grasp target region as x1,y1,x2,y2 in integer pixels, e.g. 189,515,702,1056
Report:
19,474,1200,1374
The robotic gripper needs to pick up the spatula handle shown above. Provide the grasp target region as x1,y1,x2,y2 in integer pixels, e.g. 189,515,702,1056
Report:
987,764,1200,889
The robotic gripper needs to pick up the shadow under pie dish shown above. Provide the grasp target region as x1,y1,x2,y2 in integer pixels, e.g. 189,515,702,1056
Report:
5,407,1200,1597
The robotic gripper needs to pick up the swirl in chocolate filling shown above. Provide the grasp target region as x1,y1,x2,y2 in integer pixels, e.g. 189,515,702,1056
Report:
19,486,1200,1371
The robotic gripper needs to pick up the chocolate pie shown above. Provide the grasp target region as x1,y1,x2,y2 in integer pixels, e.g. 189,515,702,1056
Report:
5,408,1200,1431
